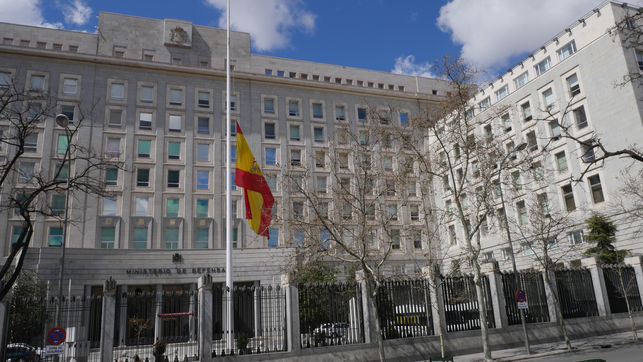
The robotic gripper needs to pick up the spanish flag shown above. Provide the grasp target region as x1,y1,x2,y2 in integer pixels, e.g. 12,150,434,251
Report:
234,122,275,237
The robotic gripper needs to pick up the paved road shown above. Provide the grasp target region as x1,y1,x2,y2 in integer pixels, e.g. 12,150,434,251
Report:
534,342,643,362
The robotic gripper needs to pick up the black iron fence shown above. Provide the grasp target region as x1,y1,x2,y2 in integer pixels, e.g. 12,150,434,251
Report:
602,265,643,314
501,271,549,325
376,279,433,340
298,281,364,348
555,269,599,318
441,274,495,332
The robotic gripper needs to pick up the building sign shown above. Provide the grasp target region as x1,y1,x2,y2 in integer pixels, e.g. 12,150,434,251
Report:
126,266,225,276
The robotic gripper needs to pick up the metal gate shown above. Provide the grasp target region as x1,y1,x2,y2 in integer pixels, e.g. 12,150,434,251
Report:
441,274,495,332
377,279,433,340
554,269,599,318
501,271,549,324
602,265,643,313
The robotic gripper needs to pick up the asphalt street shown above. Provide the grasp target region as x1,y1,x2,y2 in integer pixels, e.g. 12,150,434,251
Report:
533,342,643,362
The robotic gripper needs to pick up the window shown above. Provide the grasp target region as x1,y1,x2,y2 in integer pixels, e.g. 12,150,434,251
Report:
517,201,528,225
265,148,276,166
169,88,183,105
290,149,301,166
314,151,325,168
27,103,42,121
197,171,209,189
54,164,68,182
535,57,551,75
30,75,45,91
383,156,393,171
637,50,643,71
105,168,118,186
567,74,580,97
335,105,345,121
56,134,68,155
293,229,305,247
263,97,275,114
312,102,323,118
557,40,576,61
61,105,75,121
555,151,568,172
164,227,179,249
196,199,209,217
581,142,595,162
521,102,532,121
197,117,209,134
227,95,237,111
289,124,300,141
138,140,151,158
140,86,154,103
514,72,529,89
133,227,147,249
62,78,78,95
277,70,284,77
339,152,348,169
407,182,417,197
265,69,272,75
532,162,544,181
168,141,180,160
495,85,509,101
390,230,400,250
264,122,276,139
512,171,522,190
588,175,605,203
359,130,368,145
526,131,537,151
288,100,300,117
506,141,517,159
139,112,153,130
18,162,35,183
163,198,179,217
110,83,124,100
357,107,367,122
108,109,122,127
101,227,115,249
568,230,584,245
0,71,11,88
268,229,279,247
387,204,398,221
48,227,63,247
543,88,555,108
167,170,180,188
448,225,457,245
502,113,512,132
550,121,561,139
317,176,327,193
313,127,325,142
135,197,149,216
522,242,534,255
195,227,209,248
292,201,304,220
478,97,491,111
537,193,550,215
400,112,409,127
410,204,419,221
266,174,277,191
320,229,331,250
573,106,588,129
102,198,117,216
169,115,182,131
198,91,209,108
136,168,150,187
48,194,65,216
231,145,236,162
561,184,576,211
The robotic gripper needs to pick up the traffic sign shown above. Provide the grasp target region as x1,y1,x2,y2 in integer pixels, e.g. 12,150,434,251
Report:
45,345,64,355
47,327,66,345
515,289,526,303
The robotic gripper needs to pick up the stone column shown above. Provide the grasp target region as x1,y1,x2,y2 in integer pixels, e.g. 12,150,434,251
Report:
253,280,262,338
422,266,446,336
117,285,128,347
625,256,643,307
482,262,508,328
542,270,558,323
100,277,117,362
189,283,196,341
582,257,611,316
282,274,300,352
154,284,163,341
198,275,213,362
356,271,376,345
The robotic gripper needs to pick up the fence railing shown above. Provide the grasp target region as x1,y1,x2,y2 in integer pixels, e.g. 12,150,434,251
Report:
501,271,549,325
441,274,495,332
555,269,599,319
298,281,364,348
602,265,643,314
377,279,433,340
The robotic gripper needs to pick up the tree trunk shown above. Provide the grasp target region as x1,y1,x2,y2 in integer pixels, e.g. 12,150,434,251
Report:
367,278,386,362
618,268,638,341
430,272,446,358
543,271,572,351
472,260,492,361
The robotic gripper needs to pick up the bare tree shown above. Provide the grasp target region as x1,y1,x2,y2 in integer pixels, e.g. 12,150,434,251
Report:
0,80,122,300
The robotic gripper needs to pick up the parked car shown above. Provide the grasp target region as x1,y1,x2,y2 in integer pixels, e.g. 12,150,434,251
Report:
313,322,349,337
5,343,40,361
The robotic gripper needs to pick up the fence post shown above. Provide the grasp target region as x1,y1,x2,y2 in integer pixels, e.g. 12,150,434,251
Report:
189,283,196,341
625,256,643,307
542,270,558,323
99,277,117,362
482,262,507,328
356,271,377,345
198,274,213,362
581,257,611,316
282,273,300,352
0,283,11,362
154,284,163,341
421,266,447,336
117,285,127,347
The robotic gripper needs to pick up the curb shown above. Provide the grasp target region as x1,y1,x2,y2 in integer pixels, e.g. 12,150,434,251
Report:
496,337,643,361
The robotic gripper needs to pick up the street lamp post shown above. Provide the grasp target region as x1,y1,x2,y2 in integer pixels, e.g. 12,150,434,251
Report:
497,142,531,355
54,114,72,327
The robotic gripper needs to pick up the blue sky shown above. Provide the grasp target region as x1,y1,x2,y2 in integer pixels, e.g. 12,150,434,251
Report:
2,0,640,78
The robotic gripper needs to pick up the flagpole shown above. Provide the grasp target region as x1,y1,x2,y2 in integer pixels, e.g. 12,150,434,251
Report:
225,0,234,352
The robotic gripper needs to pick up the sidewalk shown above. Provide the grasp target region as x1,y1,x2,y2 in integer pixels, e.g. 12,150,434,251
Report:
454,329,643,361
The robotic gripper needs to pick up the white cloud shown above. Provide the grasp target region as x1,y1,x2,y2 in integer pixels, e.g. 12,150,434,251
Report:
0,0,62,28
204,0,315,51
392,55,435,78
437,0,643,70
62,0,91,26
